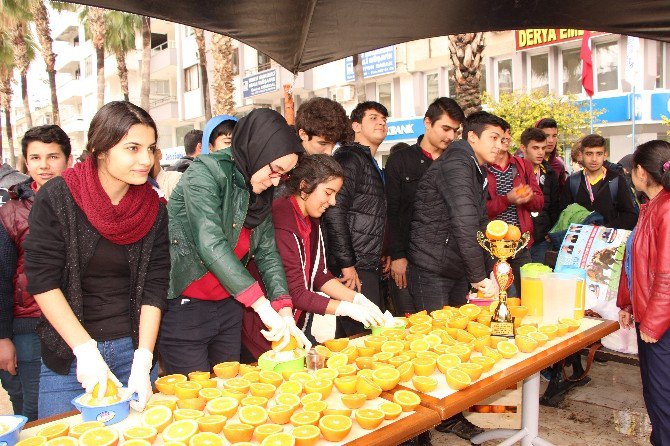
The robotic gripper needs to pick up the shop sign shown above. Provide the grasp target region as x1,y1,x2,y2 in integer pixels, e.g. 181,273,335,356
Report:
385,117,424,141
345,46,396,81
516,28,586,50
651,92,670,120
243,68,278,98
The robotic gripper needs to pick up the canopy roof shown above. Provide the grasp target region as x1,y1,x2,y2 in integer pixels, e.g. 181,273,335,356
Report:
73,0,670,72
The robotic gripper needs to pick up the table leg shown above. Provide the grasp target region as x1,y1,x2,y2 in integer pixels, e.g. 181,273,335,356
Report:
470,372,554,446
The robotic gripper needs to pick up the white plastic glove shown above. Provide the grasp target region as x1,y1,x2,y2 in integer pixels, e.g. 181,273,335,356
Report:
126,348,153,412
252,298,289,343
282,316,312,352
336,301,384,327
72,339,122,397
353,293,385,321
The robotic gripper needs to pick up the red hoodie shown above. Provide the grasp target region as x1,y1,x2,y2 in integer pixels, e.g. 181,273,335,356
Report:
485,155,544,246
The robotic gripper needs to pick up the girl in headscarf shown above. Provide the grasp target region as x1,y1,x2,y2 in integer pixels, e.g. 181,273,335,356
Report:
159,109,310,374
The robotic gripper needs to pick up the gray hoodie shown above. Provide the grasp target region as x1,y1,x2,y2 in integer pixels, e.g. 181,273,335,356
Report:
0,164,29,208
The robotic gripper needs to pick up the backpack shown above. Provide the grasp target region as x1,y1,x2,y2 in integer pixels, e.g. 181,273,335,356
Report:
568,172,640,214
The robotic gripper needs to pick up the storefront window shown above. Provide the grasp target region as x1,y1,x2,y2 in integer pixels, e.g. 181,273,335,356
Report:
378,82,392,116
657,43,665,89
184,65,199,92
595,41,619,92
562,48,581,95
530,53,549,93
497,59,513,96
426,72,439,105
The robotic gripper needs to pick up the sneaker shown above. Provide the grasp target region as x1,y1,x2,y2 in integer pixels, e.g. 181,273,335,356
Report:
434,413,484,440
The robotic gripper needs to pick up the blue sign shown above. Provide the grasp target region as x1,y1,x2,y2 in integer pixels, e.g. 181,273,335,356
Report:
578,95,630,123
345,47,396,81
651,93,670,120
242,69,278,98
385,117,424,142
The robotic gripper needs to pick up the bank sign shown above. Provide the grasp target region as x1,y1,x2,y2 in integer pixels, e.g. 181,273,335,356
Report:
243,68,278,98
385,117,424,142
515,29,587,50
345,46,396,81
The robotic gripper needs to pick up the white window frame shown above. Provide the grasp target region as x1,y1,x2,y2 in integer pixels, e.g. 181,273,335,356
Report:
184,65,199,92
526,50,550,94
494,57,514,99
593,38,621,94
425,71,439,106
377,81,393,116
558,44,582,96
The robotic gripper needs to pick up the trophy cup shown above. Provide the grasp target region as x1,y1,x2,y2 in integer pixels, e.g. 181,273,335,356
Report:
477,231,531,337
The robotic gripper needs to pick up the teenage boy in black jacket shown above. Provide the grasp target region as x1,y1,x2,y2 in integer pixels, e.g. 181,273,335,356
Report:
322,101,388,337
560,134,638,230
385,97,464,316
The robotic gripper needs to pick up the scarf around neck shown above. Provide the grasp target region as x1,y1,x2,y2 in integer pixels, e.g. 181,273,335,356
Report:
61,157,160,245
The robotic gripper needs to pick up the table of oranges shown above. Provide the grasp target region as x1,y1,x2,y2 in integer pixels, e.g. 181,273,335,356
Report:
341,306,608,420
18,350,441,446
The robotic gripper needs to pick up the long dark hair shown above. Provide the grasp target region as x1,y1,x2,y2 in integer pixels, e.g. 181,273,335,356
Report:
87,101,157,166
633,140,670,191
283,154,344,196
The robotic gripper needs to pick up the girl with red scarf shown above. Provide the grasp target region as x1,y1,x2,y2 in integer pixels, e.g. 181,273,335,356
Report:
243,155,384,358
24,102,169,417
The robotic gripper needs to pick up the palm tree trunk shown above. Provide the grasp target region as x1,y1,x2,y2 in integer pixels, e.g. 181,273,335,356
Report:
31,0,59,125
88,7,107,109
11,22,32,128
210,34,235,115
115,48,129,101
352,54,366,103
194,28,211,120
20,73,31,128
95,45,105,108
449,33,485,115
140,16,151,110
4,108,15,168
0,75,14,167
0,111,3,163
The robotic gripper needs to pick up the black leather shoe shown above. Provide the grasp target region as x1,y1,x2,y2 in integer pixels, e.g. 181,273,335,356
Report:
434,413,484,440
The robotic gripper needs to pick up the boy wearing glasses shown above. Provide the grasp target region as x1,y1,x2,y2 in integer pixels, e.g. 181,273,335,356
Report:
484,120,544,295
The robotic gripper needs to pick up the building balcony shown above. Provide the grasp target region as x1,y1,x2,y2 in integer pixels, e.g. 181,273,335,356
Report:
149,96,179,122
151,41,177,76
57,79,83,106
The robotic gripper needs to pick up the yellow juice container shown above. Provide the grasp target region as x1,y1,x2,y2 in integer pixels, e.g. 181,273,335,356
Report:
520,264,552,325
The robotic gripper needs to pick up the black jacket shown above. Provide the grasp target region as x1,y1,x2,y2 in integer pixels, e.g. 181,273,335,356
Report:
322,142,386,274
560,168,638,230
166,156,195,173
532,161,560,244
385,141,433,260
408,139,491,283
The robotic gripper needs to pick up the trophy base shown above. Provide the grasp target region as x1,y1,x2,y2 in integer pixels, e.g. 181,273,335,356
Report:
490,321,515,338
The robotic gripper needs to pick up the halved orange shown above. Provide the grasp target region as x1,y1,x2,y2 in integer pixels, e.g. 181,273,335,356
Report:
357,346,376,357
326,352,348,370
250,382,276,399
556,323,569,337
162,419,199,444
147,398,178,411
372,351,395,363
223,377,251,394
177,396,207,411
409,338,429,353
486,220,509,240
445,367,472,391
355,356,375,370
393,389,421,411
188,431,225,446
341,393,367,409
447,344,472,362
197,414,227,433
289,372,315,386
455,329,476,344
341,345,359,363
16,438,47,446
323,408,352,417
482,345,503,362
276,392,302,409
253,423,283,442
459,304,482,320
473,335,492,353
277,380,302,395
174,381,203,400
319,414,352,442
515,335,539,353
559,317,581,332
267,404,295,424
323,337,349,352
467,321,492,338
259,370,283,387
470,355,496,372
303,379,333,399
213,361,240,379
141,404,173,432
505,224,522,241
242,371,261,383
355,408,385,430
413,375,438,392
371,367,400,391
355,376,382,400
78,427,118,446
44,437,77,446
457,362,484,381
37,422,69,440
408,313,432,326
238,404,268,427
336,364,357,377
239,364,259,375
222,423,254,443
260,432,296,446
516,325,538,336
529,331,549,346
292,424,320,446
448,316,470,330
173,408,205,421
397,361,415,383
188,371,211,381
303,400,328,416
220,388,246,402
363,335,387,352
334,375,359,394
497,341,519,359
198,387,223,401
241,396,269,408
409,323,432,335
313,368,338,381
378,401,403,420
314,345,332,358
290,411,320,427
69,421,104,439
381,340,405,354
298,392,321,404
155,373,187,394
412,357,437,376
123,425,157,443
205,396,239,418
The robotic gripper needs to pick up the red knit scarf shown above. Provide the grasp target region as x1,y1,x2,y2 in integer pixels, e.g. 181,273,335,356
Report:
62,158,160,245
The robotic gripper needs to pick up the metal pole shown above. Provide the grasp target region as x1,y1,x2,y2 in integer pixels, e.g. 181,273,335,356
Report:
589,98,594,134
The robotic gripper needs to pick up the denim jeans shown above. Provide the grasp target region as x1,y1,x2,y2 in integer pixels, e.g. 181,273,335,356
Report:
0,332,41,421
407,263,468,312
389,280,417,317
38,336,158,418
530,240,550,264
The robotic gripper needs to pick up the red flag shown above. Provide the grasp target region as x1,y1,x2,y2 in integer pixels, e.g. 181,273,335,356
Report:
580,30,594,97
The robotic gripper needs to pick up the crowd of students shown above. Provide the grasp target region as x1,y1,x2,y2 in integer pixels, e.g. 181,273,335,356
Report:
0,95,668,444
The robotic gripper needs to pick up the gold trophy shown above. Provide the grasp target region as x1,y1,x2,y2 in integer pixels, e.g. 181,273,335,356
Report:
477,230,531,337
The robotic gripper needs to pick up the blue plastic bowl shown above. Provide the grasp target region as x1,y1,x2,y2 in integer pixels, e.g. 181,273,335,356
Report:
72,390,136,425
0,415,28,446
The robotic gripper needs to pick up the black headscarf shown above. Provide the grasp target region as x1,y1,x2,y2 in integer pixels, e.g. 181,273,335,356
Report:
231,108,304,228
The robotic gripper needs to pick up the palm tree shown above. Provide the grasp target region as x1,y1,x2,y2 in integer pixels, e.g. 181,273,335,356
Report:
80,6,107,109
449,33,486,115
12,21,36,128
210,33,235,115
194,27,212,120
30,0,59,125
0,34,17,167
140,16,150,110
352,53,366,103
105,10,140,102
